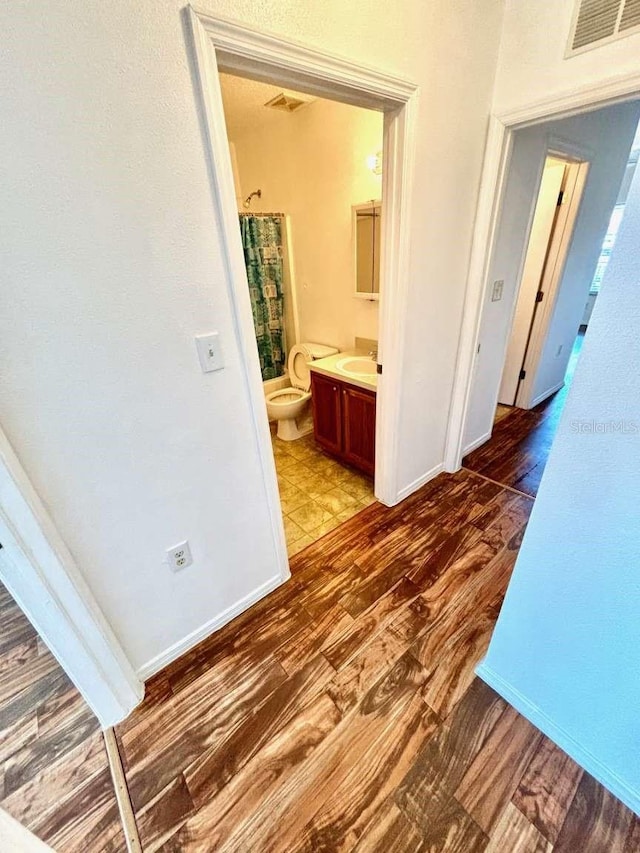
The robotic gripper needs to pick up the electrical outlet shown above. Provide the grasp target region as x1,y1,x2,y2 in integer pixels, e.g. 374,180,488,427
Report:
491,279,504,302
167,540,193,572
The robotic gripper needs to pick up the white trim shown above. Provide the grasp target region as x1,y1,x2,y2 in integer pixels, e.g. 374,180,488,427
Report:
394,462,444,504
0,809,54,852
0,429,142,728
186,7,419,510
136,573,283,680
462,431,492,457
529,380,565,409
446,69,640,471
444,117,512,470
476,662,640,816
187,8,290,583
516,158,589,409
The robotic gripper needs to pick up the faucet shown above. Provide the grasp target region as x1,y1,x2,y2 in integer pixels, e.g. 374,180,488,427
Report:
368,349,378,360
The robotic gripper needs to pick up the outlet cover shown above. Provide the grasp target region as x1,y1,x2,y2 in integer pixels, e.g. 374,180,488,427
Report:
195,332,224,373
167,541,193,572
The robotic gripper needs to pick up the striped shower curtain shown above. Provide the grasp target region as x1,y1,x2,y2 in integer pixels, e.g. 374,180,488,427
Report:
239,215,286,380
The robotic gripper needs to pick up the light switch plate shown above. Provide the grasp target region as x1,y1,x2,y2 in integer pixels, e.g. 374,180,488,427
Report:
195,332,224,373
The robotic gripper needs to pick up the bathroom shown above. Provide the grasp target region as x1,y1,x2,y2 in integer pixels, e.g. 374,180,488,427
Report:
219,72,384,556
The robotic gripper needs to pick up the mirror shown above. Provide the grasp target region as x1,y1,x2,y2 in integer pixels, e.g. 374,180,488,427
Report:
354,201,381,299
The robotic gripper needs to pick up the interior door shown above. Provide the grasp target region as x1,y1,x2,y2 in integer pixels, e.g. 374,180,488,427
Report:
498,158,566,405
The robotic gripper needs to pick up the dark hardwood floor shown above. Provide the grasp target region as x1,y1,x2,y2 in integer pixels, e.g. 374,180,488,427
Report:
463,331,584,497
115,463,639,852
0,581,126,852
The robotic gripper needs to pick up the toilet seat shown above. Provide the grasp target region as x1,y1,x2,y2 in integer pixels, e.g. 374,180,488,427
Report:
288,343,339,391
288,344,314,391
267,387,309,406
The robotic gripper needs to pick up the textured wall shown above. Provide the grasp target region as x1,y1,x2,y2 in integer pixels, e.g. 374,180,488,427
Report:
0,0,503,672
480,159,640,813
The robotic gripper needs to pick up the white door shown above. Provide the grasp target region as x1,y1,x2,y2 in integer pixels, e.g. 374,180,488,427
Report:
498,158,566,405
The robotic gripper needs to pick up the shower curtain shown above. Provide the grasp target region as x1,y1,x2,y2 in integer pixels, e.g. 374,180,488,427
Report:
240,215,286,381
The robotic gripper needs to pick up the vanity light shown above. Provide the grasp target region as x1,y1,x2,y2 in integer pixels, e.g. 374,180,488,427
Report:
366,151,383,176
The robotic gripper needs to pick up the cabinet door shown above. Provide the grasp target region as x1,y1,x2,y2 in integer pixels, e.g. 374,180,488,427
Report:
342,385,376,475
311,373,342,455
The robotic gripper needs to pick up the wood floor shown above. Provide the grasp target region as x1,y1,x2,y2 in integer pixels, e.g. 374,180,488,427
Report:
0,581,126,851
114,465,639,852
463,332,585,497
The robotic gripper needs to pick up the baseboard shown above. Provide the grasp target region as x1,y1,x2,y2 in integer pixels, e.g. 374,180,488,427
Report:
476,662,640,817
528,380,564,409
462,430,492,457
395,462,444,503
136,574,285,681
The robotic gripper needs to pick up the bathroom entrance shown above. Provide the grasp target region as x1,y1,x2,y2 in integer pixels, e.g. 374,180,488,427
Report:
219,73,384,555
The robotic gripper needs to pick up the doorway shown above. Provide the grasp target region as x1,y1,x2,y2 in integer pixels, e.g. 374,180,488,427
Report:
187,9,418,574
217,72,384,556
499,154,588,411
458,101,640,496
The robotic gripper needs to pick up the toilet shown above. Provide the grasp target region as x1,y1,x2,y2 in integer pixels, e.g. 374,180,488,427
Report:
266,343,339,441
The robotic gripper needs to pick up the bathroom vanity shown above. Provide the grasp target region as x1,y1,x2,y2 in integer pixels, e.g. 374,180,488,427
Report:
309,353,377,476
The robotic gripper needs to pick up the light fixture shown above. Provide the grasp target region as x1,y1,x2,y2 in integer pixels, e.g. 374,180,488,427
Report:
366,151,383,176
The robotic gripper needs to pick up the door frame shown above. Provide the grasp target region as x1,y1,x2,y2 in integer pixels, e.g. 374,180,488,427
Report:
444,70,640,471
186,7,418,513
514,155,590,408
0,428,143,728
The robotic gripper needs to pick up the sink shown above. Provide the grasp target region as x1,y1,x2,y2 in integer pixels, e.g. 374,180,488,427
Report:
336,356,378,377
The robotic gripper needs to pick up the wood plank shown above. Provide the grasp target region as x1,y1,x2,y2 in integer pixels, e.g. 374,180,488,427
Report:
454,706,542,834
216,651,429,853
326,631,411,715
183,654,335,808
553,772,634,853
160,694,343,851
351,799,426,853
485,802,551,852
293,694,438,852
512,736,584,843
273,604,354,676
122,656,288,812
322,577,419,670
400,782,489,852
396,678,506,820
3,704,99,797
135,774,194,852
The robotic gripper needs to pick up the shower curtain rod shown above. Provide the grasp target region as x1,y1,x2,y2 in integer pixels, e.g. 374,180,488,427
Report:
238,211,286,218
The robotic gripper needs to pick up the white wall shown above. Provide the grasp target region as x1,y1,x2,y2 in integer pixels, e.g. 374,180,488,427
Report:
463,102,640,451
479,160,640,815
494,0,640,115
0,0,504,675
230,94,383,352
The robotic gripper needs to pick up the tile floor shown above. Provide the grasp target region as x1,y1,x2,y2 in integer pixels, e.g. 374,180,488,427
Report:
270,429,376,556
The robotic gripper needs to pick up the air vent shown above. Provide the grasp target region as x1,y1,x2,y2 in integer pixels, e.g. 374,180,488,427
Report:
264,93,309,113
568,0,640,53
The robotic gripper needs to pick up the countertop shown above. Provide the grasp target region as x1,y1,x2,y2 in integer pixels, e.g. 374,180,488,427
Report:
308,350,378,392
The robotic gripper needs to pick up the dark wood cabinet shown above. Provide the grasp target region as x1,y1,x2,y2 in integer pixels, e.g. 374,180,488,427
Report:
310,372,376,475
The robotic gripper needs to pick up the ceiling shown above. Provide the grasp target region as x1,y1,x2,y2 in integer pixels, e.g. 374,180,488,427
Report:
219,73,315,139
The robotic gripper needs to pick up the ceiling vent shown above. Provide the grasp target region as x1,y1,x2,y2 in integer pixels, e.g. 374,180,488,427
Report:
568,0,640,54
264,93,310,113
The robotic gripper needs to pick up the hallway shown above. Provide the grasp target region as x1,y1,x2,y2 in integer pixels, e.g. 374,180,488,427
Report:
463,331,585,497
113,462,638,852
